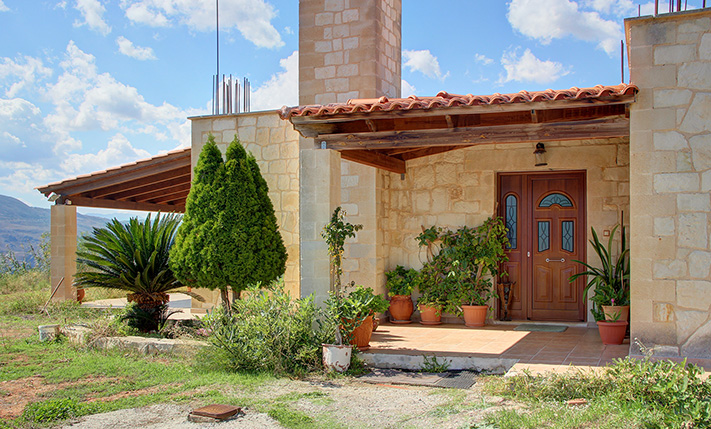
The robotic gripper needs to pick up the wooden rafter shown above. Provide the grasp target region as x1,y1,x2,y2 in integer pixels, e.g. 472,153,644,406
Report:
340,150,406,174
325,117,629,150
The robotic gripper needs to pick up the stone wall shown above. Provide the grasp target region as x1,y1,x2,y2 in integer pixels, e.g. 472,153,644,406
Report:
299,0,401,105
626,9,711,358
382,138,630,320
189,111,300,310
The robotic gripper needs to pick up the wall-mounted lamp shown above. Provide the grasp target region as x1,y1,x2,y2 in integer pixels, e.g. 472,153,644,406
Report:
47,193,60,203
534,142,547,167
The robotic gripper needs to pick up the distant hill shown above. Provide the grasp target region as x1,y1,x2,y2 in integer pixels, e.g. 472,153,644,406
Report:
0,195,112,261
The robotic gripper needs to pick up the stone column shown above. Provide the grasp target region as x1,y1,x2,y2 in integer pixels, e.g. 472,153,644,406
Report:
50,204,77,301
299,139,341,303
298,0,401,300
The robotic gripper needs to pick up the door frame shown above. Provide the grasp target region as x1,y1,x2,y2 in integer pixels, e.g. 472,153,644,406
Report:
497,170,587,322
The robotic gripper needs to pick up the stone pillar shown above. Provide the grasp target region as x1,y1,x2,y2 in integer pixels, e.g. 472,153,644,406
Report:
299,0,402,105
299,141,341,303
298,0,402,300
626,10,711,358
50,204,77,301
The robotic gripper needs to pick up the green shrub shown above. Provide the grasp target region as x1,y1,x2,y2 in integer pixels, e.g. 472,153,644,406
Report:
22,398,95,423
202,282,329,375
488,357,711,428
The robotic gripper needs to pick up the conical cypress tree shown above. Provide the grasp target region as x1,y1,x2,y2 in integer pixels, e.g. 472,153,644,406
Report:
170,134,287,308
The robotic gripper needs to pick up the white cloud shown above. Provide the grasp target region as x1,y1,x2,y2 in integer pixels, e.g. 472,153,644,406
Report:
0,55,53,97
250,50,298,111
403,49,448,80
500,48,569,84
116,36,157,60
73,0,111,35
120,0,284,49
61,133,151,174
0,1,9,12
401,79,416,97
507,0,622,55
474,53,494,66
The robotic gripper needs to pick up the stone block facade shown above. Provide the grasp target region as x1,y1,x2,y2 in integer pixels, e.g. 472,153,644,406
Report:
189,112,300,310
299,0,401,105
626,9,711,358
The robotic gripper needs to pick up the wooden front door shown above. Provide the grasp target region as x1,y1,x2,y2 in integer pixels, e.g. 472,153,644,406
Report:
498,172,586,321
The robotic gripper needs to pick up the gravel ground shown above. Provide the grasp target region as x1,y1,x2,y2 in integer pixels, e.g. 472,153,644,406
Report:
59,378,505,428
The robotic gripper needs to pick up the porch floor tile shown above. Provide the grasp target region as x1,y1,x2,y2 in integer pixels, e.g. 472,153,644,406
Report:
369,323,630,367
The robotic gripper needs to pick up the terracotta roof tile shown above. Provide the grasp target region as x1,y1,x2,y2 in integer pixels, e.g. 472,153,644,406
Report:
279,84,638,119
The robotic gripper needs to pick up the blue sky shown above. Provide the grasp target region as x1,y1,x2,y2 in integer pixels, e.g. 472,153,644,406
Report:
0,0,706,214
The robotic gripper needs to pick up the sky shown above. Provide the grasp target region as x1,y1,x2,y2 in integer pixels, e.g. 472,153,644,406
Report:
0,0,707,215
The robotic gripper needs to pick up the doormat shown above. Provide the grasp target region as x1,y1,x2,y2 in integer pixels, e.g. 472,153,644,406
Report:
513,324,567,332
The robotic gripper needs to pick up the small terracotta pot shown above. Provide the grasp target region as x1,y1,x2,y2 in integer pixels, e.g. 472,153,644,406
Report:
76,288,85,303
601,305,630,321
597,320,628,345
389,294,414,324
462,304,488,327
349,315,374,351
418,304,442,325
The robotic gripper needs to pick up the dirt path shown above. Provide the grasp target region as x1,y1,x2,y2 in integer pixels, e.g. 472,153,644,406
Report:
60,378,510,428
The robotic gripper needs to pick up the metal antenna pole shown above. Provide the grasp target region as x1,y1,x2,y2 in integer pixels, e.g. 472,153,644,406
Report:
216,0,220,114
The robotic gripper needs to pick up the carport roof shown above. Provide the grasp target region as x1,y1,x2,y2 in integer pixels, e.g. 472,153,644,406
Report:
37,147,191,212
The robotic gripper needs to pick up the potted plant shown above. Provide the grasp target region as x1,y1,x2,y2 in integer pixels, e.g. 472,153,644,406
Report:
386,265,418,323
342,284,389,350
415,219,509,327
440,219,509,327
320,207,361,371
415,227,447,325
570,224,630,343
596,311,628,345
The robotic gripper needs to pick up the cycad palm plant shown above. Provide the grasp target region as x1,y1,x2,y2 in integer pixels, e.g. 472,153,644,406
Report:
76,213,198,310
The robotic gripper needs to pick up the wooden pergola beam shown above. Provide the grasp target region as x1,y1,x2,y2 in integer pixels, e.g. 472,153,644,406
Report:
90,167,191,199
63,197,184,213
339,150,406,174
324,116,629,150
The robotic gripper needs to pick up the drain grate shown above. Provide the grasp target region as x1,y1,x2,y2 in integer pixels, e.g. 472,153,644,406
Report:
433,371,477,389
359,369,477,389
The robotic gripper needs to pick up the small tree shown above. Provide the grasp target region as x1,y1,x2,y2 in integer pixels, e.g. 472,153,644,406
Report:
170,135,287,309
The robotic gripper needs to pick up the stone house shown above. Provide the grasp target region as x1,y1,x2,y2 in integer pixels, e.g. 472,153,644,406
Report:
38,2,711,359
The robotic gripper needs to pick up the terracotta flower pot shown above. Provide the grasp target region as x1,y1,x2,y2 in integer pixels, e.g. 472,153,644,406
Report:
322,343,352,372
597,320,628,345
349,315,374,351
462,304,488,327
601,305,630,321
418,304,442,325
389,294,414,324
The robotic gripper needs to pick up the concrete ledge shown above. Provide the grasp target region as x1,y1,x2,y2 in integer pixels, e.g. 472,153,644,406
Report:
61,324,206,355
360,352,518,374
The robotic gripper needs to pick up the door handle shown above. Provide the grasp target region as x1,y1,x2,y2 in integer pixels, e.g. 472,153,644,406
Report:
546,258,565,263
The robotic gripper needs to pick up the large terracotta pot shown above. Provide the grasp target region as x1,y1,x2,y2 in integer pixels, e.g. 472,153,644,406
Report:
389,295,414,324
418,304,442,325
462,304,488,327
322,343,352,372
597,320,628,345
601,305,630,321
349,315,374,351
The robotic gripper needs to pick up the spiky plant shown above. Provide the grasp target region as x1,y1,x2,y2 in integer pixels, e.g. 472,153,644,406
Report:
75,213,198,309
